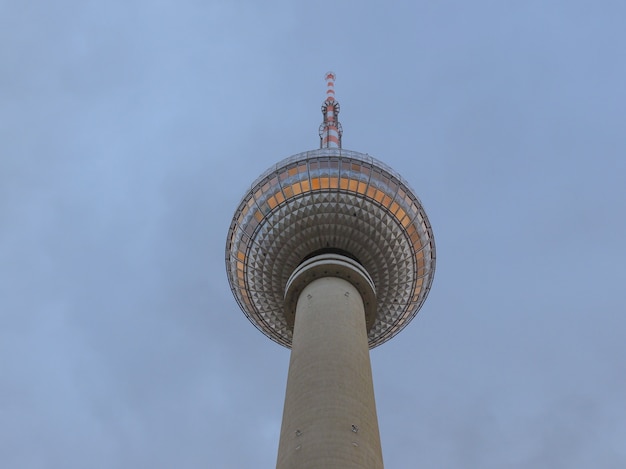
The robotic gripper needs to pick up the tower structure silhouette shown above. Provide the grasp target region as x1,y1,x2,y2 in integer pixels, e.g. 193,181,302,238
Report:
226,73,436,468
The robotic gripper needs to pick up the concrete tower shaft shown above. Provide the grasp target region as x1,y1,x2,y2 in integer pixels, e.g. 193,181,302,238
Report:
278,269,383,468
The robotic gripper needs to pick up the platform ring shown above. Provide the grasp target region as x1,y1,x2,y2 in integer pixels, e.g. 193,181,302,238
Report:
284,253,377,331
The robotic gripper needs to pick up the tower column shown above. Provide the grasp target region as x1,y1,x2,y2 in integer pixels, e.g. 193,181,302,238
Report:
277,257,384,469
226,74,437,469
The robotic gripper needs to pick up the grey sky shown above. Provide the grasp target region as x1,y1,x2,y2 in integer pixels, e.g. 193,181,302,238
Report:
1,1,625,467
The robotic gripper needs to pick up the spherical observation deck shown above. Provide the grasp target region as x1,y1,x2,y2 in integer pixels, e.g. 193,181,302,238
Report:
225,148,436,348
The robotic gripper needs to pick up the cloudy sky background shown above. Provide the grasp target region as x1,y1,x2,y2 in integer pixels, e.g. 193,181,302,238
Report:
2,1,625,467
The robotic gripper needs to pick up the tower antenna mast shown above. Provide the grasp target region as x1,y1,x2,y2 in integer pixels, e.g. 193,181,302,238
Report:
319,71,343,148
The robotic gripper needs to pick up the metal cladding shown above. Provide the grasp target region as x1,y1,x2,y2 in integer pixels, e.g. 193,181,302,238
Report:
225,148,436,348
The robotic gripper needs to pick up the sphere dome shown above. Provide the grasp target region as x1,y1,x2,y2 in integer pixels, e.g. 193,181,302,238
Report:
225,148,436,348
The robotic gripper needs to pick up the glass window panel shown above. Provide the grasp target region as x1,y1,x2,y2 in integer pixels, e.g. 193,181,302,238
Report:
387,179,399,196
406,225,417,239
237,210,246,226
237,239,247,254
244,223,256,237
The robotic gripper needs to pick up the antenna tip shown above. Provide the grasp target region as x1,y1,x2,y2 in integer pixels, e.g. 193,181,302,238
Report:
325,71,336,81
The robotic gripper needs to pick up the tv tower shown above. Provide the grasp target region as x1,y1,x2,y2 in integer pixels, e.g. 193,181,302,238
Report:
225,73,436,468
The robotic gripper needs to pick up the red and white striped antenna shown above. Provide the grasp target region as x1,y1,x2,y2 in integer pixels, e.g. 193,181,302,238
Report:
319,72,343,148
